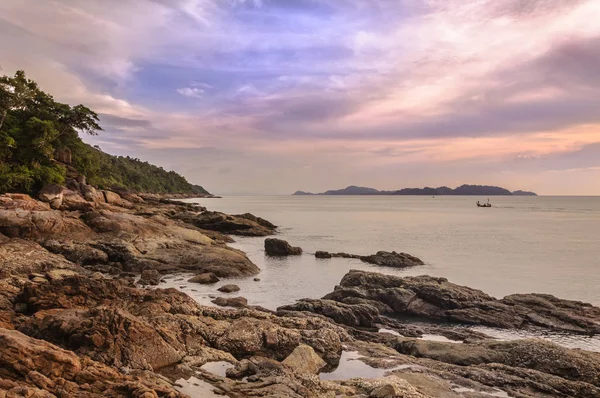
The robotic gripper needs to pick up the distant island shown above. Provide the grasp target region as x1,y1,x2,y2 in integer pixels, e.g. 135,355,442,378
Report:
293,184,537,196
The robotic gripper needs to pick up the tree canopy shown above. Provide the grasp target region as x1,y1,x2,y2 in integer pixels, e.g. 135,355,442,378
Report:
0,70,208,195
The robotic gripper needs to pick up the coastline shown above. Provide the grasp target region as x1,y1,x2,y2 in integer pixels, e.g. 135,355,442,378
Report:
1,188,600,397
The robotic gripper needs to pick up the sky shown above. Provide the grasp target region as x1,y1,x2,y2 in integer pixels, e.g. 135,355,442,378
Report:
1,0,600,195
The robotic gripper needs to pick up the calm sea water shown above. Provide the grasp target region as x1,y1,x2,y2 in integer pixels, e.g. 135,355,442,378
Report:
178,196,600,309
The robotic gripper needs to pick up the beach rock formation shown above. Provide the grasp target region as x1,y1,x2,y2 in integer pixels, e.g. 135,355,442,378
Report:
2,191,600,398
173,210,277,236
286,270,600,334
264,238,303,256
218,284,240,293
360,251,425,268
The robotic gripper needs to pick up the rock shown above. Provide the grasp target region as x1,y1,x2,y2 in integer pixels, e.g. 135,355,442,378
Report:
370,384,404,398
30,276,48,283
0,193,50,211
188,273,220,284
82,184,105,203
317,270,600,334
264,238,302,256
38,184,64,209
278,299,379,328
103,190,124,206
315,250,333,259
14,302,27,313
282,344,326,374
218,284,240,293
46,269,80,281
0,328,185,397
61,189,94,211
315,251,362,259
140,269,161,285
91,272,104,280
212,296,248,308
254,277,261,282
173,210,277,236
360,251,424,268
43,240,109,265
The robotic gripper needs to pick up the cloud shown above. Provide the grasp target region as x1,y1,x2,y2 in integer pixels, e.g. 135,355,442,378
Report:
1,0,600,194
177,87,205,98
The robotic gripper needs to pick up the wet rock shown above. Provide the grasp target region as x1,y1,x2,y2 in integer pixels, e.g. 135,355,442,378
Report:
188,273,220,284
315,251,361,259
360,251,424,268
264,238,303,256
319,270,600,334
254,278,261,282
218,284,240,293
212,296,248,308
226,358,256,379
140,269,161,285
315,250,333,259
173,210,277,236
282,344,326,374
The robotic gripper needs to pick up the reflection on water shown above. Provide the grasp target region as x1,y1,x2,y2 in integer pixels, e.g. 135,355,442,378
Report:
319,351,420,380
174,376,223,397
200,361,232,377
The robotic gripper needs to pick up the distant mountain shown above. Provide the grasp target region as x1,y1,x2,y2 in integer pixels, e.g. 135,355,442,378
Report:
323,186,380,195
292,190,315,196
292,184,537,196
512,190,537,196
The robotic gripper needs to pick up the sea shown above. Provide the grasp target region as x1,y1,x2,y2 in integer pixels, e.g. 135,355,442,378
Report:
161,195,600,351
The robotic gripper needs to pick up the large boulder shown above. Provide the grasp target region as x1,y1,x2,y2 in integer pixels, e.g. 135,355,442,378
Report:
188,272,220,284
38,184,64,209
212,296,248,308
278,299,379,328
360,251,424,268
218,284,241,293
282,344,326,374
264,238,302,256
82,184,106,203
61,189,94,211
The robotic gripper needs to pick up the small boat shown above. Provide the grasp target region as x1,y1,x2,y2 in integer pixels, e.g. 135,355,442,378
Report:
477,199,492,208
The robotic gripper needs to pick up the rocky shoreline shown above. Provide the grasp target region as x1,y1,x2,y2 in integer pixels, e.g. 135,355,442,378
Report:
1,187,600,397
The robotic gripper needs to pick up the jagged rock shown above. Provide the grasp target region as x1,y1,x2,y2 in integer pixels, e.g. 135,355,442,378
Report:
360,251,424,268
0,193,50,211
61,189,95,211
82,184,105,203
188,273,220,284
0,328,185,397
278,299,379,328
212,296,248,308
315,251,361,259
43,240,109,265
318,270,600,334
173,210,277,236
282,344,326,374
140,269,161,285
0,239,81,278
38,184,64,209
315,250,333,258
264,238,302,256
218,284,240,293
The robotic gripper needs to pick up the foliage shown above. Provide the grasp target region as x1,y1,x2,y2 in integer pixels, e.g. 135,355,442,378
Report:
0,70,208,195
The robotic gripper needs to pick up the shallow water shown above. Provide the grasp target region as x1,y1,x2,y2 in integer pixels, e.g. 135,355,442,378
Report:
174,376,221,397
319,351,419,380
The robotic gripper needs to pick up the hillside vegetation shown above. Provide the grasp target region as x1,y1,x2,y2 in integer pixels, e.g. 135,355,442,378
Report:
0,70,208,195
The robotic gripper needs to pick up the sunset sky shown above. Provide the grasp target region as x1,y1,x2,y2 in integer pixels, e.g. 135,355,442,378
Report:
1,0,599,195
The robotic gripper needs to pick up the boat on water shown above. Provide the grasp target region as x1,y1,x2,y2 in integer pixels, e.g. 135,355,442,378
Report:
477,199,492,208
